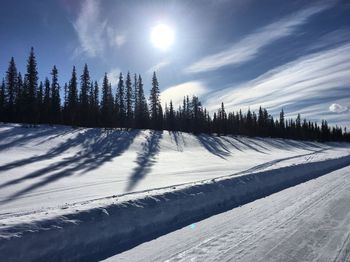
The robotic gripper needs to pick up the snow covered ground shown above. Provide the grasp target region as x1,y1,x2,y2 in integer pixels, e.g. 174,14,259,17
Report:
1,123,349,216
1,123,350,261
109,165,350,262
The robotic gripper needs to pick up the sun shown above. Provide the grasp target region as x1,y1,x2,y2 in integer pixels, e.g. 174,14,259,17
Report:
151,24,175,50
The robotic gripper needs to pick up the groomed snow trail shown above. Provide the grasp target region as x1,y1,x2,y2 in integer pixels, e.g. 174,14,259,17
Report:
108,165,350,262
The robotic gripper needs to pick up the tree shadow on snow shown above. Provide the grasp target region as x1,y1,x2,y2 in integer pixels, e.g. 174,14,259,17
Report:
0,129,140,204
126,131,162,192
196,134,231,159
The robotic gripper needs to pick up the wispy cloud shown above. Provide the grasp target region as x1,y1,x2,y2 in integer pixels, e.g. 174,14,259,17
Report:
185,3,333,73
73,0,126,57
161,81,208,108
205,42,350,126
73,0,106,57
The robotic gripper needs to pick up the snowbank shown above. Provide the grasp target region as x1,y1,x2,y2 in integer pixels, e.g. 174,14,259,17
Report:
1,154,350,262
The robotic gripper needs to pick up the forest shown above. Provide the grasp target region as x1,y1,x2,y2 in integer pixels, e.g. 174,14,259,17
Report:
0,48,349,142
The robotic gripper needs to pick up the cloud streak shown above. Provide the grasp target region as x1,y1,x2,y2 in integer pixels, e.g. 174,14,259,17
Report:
73,0,106,57
73,0,126,57
185,3,333,73
205,42,350,127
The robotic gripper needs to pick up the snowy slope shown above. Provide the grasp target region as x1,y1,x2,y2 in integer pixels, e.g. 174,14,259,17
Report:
109,165,350,262
1,123,350,261
0,123,349,217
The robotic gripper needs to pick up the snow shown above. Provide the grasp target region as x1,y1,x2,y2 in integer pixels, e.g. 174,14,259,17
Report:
0,123,350,261
1,123,349,216
108,165,350,262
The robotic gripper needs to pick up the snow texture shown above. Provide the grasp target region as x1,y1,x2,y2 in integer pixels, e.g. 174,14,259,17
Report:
0,123,350,261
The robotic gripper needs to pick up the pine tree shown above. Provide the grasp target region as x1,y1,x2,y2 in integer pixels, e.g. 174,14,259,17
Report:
51,66,61,124
67,66,78,126
101,73,114,127
15,73,24,123
93,81,100,126
133,74,138,118
25,47,39,124
79,64,90,126
0,80,5,122
149,72,162,129
5,57,18,122
125,72,133,126
135,75,148,128
168,100,175,131
117,72,125,126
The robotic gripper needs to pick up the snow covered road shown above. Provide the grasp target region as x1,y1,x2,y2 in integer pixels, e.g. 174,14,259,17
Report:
109,165,350,262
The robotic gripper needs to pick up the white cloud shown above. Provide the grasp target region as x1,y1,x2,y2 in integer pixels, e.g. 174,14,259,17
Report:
73,0,107,57
185,3,333,73
161,81,208,108
204,43,350,127
73,0,126,57
329,103,348,113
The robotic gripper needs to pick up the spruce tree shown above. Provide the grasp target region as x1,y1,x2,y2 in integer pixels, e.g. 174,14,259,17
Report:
93,81,100,126
51,66,61,124
117,72,125,126
133,74,138,118
15,72,24,123
79,64,90,126
5,57,18,122
149,72,161,129
136,75,149,128
125,72,133,126
67,66,78,126
25,47,38,124
0,80,5,122
101,73,113,127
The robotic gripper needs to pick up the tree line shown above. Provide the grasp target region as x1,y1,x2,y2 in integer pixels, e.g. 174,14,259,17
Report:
0,48,349,142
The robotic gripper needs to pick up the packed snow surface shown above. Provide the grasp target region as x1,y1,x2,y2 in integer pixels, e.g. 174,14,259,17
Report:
1,123,350,261
109,165,350,262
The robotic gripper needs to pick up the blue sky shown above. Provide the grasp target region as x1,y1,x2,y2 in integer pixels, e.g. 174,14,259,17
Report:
0,0,349,128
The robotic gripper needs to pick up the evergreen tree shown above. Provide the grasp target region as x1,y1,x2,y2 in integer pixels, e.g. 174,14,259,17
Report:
133,74,138,118
149,72,162,129
67,66,78,126
5,57,18,122
25,47,38,124
79,64,90,126
168,100,175,131
101,73,114,127
0,80,5,122
125,72,133,126
42,78,51,124
117,72,125,126
51,66,61,123
15,73,24,123
135,75,148,128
